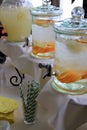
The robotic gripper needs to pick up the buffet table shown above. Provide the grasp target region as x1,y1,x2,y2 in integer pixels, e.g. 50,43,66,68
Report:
0,79,51,130
0,40,87,130
0,40,52,130
0,59,51,130
0,39,52,85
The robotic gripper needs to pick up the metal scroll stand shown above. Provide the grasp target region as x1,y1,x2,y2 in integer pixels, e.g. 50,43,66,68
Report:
0,21,25,87
9,37,30,87
0,46,25,87
38,63,52,79
8,35,54,86
8,36,52,87
10,67,25,87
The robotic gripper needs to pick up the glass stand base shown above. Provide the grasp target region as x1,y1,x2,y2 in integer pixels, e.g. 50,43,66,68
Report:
30,52,54,59
51,77,87,95
24,120,35,125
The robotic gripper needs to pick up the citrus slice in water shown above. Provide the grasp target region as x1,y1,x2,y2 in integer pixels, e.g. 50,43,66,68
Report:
56,70,81,83
66,40,82,53
17,11,26,21
34,19,53,27
77,39,87,44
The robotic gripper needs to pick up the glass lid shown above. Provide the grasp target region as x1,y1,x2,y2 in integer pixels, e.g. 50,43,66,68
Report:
30,0,62,17
54,6,87,35
1,0,32,8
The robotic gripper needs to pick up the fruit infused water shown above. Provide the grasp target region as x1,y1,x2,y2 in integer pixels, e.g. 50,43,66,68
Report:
52,7,87,94
30,4,62,59
0,0,32,42
32,19,55,58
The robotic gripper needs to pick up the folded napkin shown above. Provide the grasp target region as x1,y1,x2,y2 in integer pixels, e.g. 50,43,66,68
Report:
0,96,18,124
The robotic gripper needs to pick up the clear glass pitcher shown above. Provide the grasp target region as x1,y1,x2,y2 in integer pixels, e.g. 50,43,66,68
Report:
0,0,32,42
52,7,87,94
30,0,62,59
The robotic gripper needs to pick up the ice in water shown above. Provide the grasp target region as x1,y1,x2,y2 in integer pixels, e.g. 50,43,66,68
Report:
32,24,55,44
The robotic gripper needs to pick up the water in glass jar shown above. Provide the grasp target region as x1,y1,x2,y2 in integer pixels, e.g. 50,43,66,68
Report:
53,34,87,94
0,7,32,42
31,19,55,59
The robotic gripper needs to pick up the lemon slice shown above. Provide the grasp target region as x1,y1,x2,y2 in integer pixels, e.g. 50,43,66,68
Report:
66,40,82,53
17,11,26,21
0,96,18,113
0,111,14,123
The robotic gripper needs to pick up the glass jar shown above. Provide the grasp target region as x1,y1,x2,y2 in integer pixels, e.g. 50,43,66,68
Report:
30,1,62,59
0,0,32,42
52,7,87,94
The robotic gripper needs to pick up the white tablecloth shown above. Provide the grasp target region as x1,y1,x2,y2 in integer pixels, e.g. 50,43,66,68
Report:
0,40,87,130
0,60,51,130
37,78,87,130
0,39,53,86
1,61,87,130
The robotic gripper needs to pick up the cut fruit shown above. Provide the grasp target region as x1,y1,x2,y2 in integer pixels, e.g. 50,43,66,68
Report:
32,43,55,54
17,11,26,21
66,42,82,53
34,19,54,26
56,70,81,83
77,39,87,44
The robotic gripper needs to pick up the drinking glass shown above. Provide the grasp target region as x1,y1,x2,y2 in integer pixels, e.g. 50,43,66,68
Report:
19,80,40,124
0,120,10,130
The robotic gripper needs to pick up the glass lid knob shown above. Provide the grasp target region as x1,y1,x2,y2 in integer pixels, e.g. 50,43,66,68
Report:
71,6,85,23
42,0,51,6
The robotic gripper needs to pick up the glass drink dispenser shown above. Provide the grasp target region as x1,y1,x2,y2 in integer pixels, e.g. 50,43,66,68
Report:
0,0,32,42
30,0,62,59
51,7,87,94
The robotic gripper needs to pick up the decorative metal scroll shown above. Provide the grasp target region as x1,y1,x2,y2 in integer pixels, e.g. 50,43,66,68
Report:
10,67,25,87
38,63,52,79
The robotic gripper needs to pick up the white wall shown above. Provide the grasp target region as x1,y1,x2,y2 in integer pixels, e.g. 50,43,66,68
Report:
60,0,83,19
31,0,42,7
30,0,83,19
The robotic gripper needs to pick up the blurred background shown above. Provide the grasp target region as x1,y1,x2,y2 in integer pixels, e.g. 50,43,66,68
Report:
0,0,86,18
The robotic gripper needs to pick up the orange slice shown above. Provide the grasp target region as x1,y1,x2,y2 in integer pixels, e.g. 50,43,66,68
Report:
45,47,54,52
77,39,87,44
56,70,81,83
32,42,55,54
32,46,41,54
32,46,54,54
82,71,87,79
34,19,54,26
45,43,55,52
